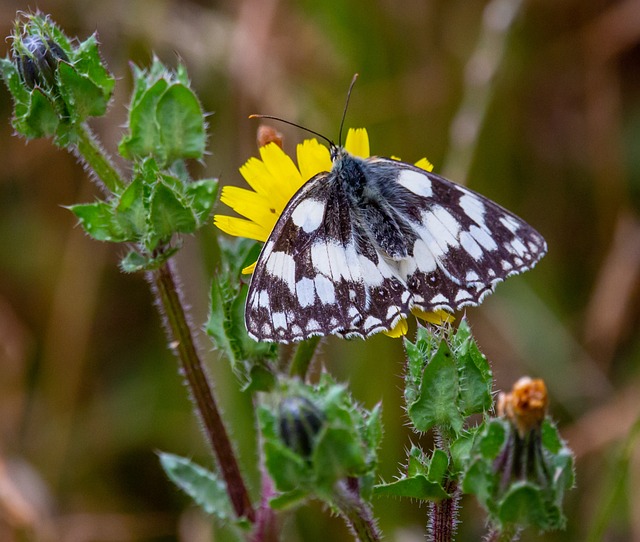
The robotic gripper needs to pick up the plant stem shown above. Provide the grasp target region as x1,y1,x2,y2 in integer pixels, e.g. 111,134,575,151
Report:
151,260,255,522
73,122,125,193
333,479,382,542
289,336,321,380
428,480,460,542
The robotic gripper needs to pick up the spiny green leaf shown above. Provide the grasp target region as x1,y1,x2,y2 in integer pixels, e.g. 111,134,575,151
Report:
68,201,126,242
57,61,108,119
186,178,219,225
149,180,197,240
157,83,206,164
374,475,449,501
158,452,236,522
73,34,115,97
17,87,59,138
114,175,146,238
119,78,167,160
407,340,463,434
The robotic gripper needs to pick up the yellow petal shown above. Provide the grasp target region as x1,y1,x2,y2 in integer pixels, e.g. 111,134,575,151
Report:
220,186,279,233
213,214,270,242
411,308,455,325
383,317,409,338
297,139,332,180
242,261,257,275
414,157,434,172
344,128,370,158
259,143,305,202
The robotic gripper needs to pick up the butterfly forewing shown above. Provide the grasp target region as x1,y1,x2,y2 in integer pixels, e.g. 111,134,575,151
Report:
245,151,547,343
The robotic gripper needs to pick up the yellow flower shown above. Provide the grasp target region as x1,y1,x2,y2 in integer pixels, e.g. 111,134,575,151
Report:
214,127,453,337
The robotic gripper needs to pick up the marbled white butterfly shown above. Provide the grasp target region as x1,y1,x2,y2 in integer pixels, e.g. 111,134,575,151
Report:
245,86,547,343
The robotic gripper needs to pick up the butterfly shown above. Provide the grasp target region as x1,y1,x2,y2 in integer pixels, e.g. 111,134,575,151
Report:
244,143,547,343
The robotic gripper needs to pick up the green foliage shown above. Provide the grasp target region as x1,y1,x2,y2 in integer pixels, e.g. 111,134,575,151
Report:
462,418,574,533
206,238,278,392
0,13,114,143
158,452,250,532
259,375,382,509
119,58,206,167
404,319,493,436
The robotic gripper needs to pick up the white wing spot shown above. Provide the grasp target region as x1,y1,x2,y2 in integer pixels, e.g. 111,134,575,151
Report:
306,319,320,331
466,270,480,282
266,251,296,293
364,315,382,330
291,198,326,233
455,290,472,302
314,274,336,304
272,312,287,330
459,193,486,227
397,169,433,197
469,225,498,251
296,277,316,308
431,293,448,304
459,231,484,260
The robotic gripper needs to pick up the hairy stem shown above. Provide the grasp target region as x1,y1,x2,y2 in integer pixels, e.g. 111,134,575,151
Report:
150,260,255,522
428,480,460,542
333,479,382,542
73,122,125,193
289,336,321,380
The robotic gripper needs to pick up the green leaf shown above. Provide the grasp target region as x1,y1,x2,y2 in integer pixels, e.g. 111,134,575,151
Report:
149,180,197,241
374,475,449,501
269,489,310,511
206,238,277,391
114,175,146,239
119,246,180,273
498,482,549,528
157,83,206,164
73,34,115,97
428,449,449,484
119,78,168,160
186,178,219,225
158,452,236,522
453,319,493,416
57,61,108,119
313,426,366,490
68,201,125,242
407,340,463,434
18,87,59,138
0,57,31,112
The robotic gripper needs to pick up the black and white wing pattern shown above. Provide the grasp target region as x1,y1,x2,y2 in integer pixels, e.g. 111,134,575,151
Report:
245,149,547,343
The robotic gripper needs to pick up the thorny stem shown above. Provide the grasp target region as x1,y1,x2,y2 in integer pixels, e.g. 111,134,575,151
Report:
333,479,382,542
73,122,125,194
289,335,321,380
151,260,255,522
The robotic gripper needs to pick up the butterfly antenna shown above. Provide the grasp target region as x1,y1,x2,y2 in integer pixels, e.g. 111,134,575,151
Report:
338,73,359,147
249,114,334,148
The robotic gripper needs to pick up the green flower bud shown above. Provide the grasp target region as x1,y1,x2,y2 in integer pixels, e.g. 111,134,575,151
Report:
278,396,325,458
15,34,68,89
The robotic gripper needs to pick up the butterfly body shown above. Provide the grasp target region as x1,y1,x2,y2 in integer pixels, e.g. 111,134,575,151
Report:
245,148,546,343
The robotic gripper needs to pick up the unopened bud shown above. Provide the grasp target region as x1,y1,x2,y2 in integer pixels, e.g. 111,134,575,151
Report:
15,34,68,89
278,396,325,458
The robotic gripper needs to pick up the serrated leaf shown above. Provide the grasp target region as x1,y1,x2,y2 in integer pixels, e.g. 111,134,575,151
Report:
186,178,219,225
1,57,31,110
454,319,493,415
157,83,206,164
374,475,449,501
68,201,125,242
149,181,197,240
114,175,146,239
408,340,463,434
428,449,449,484
264,440,309,493
269,489,310,511
57,61,108,119
498,482,548,527
119,78,168,160
119,246,180,273
73,34,115,97
17,87,59,138
158,452,234,521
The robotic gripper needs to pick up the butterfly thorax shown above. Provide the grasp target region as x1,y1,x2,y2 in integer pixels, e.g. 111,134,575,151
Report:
332,148,416,260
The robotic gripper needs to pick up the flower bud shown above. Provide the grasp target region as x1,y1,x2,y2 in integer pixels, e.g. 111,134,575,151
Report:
15,34,68,89
278,396,325,458
497,376,548,438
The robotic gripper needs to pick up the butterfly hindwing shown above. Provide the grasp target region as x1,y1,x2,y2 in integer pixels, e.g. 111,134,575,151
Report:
246,151,547,343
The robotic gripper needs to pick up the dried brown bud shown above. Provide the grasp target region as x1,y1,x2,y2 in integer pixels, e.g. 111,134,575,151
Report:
257,124,283,149
497,377,548,437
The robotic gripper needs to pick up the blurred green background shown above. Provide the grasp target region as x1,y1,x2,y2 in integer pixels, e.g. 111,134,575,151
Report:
1,0,639,540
